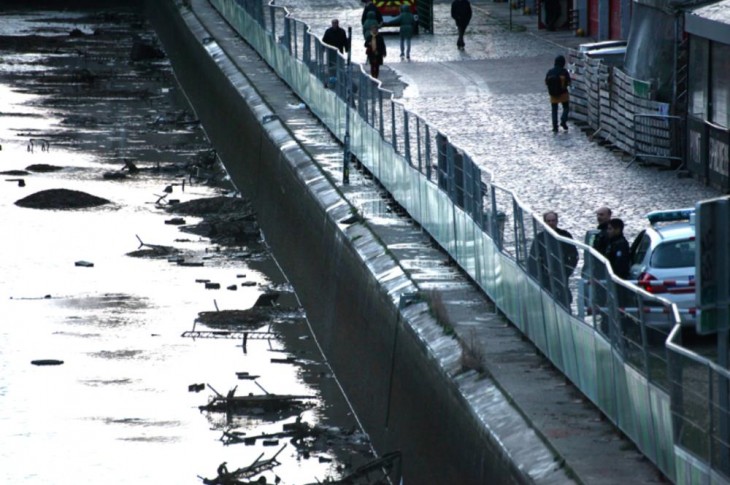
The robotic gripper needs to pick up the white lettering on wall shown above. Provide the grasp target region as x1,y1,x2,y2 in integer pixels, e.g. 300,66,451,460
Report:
709,137,729,177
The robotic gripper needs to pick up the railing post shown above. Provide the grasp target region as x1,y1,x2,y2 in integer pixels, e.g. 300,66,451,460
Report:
425,124,432,180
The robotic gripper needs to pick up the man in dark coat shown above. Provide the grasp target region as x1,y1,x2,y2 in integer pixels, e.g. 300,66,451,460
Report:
528,211,578,307
322,19,349,54
361,0,383,26
451,0,472,50
604,218,631,279
322,19,349,86
592,206,612,254
545,54,571,132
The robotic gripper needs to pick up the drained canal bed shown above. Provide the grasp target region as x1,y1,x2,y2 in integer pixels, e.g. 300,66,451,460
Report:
0,4,386,484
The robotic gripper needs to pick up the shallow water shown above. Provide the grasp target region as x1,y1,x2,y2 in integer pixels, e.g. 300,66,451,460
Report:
0,7,370,484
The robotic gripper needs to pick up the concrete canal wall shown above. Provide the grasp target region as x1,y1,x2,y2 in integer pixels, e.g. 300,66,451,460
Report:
148,2,564,483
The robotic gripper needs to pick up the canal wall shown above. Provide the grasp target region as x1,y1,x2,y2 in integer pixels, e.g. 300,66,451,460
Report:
148,2,568,483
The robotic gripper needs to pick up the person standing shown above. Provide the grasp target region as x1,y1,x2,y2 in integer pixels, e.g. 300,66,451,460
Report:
451,0,472,51
323,19,349,54
528,211,578,306
393,4,415,60
545,54,571,132
592,206,612,254
604,218,631,279
364,25,386,79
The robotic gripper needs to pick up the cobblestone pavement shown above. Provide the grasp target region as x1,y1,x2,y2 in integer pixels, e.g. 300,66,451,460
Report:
281,0,722,241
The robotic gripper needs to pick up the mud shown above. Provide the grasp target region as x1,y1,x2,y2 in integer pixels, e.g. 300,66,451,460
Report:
15,188,110,209
1,4,378,483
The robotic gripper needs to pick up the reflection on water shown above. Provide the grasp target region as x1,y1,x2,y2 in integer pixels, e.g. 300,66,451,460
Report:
0,6,368,484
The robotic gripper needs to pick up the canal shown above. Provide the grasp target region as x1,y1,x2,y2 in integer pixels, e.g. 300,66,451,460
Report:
0,4,380,484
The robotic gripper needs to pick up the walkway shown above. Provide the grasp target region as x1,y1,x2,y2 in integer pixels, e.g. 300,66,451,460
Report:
189,0,673,482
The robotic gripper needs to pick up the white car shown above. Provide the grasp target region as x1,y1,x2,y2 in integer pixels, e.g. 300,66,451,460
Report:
628,209,696,325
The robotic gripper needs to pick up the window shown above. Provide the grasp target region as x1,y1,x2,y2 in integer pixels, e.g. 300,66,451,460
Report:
651,239,695,269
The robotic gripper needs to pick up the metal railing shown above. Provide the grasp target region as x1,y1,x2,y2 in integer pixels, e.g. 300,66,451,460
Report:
567,51,685,169
202,1,728,482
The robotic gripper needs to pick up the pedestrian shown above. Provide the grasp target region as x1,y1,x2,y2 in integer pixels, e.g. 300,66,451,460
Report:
544,0,561,31
392,4,415,60
528,211,578,307
451,0,472,51
362,10,380,39
603,218,631,279
361,0,383,33
322,19,349,86
545,54,571,132
364,25,386,79
592,206,612,254
322,19,349,54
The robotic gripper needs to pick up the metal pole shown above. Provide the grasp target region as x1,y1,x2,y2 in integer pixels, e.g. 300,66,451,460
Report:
343,27,352,185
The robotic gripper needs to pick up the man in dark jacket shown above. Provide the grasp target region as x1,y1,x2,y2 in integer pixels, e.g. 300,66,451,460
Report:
451,0,472,50
323,19,349,54
528,211,578,307
545,54,571,132
361,0,383,26
592,206,612,254
604,218,631,279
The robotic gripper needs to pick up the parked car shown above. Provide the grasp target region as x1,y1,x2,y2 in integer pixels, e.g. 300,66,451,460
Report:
628,208,696,326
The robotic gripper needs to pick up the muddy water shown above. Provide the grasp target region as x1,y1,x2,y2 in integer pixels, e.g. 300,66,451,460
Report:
0,7,372,484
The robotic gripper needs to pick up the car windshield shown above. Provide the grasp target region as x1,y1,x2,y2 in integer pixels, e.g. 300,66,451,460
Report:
650,239,695,269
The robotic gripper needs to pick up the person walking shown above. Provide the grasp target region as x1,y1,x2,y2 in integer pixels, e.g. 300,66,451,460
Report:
545,54,571,132
364,24,386,79
361,0,383,26
451,0,472,51
362,10,380,39
322,19,349,87
393,4,415,60
323,19,349,54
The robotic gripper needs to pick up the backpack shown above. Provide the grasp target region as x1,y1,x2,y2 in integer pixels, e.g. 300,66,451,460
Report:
546,73,563,96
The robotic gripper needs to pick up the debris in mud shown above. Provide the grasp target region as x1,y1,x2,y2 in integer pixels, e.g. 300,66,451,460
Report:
130,38,165,61
303,451,403,485
199,385,315,414
0,170,29,176
126,235,179,258
169,196,260,245
196,307,281,328
15,188,110,209
74,260,94,267
169,196,253,216
5,178,25,187
26,163,61,172
200,444,287,484
31,359,64,366
102,172,127,180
